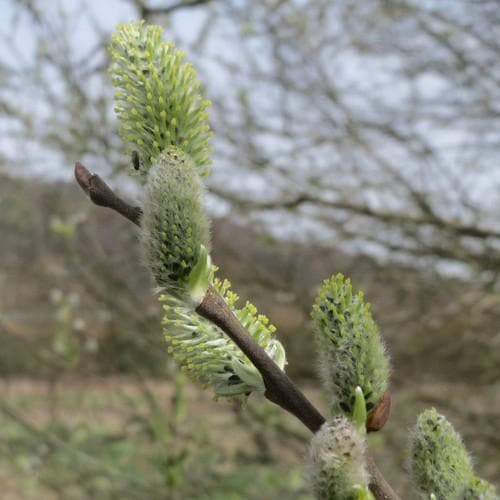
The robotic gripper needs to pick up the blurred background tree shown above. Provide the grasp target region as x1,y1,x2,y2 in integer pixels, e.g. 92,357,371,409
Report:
0,0,499,498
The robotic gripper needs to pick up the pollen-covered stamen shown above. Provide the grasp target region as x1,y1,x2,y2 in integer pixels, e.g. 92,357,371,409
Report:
109,21,213,178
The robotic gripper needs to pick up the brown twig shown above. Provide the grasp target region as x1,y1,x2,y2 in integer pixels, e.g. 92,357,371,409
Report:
74,162,142,226
73,161,400,500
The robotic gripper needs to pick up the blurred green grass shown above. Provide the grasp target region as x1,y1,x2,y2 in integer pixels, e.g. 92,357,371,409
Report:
0,377,314,500
2,378,497,499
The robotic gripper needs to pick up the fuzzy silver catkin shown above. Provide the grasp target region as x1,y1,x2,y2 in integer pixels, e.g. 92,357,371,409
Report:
309,416,371,500
141,147,210,295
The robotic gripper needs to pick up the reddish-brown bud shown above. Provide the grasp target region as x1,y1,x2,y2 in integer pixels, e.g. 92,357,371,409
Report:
366,391,391,432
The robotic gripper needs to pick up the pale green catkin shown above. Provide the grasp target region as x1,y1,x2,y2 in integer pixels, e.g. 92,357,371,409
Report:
461,476,498,500
109,20,212,178
311,273,389,417
160,277,286,398
141,147,210,297
407,408,498,500
309,416,373,500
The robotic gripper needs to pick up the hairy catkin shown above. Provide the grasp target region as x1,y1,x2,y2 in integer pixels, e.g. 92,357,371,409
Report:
408,408,499,500
109,20,212,177
309,416,371,500
311,274,389,417
141,147,210,295
160,277,286,398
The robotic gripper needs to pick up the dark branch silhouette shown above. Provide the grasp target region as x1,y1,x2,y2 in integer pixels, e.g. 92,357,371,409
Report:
140,0,213,18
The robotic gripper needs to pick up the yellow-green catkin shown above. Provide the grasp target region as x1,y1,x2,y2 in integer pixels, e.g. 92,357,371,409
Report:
109,21,212,178
311,274,389,417
160,277,286,398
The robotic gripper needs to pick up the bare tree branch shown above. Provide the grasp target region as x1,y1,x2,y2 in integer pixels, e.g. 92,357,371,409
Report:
138,0,213,17
209,186,500,241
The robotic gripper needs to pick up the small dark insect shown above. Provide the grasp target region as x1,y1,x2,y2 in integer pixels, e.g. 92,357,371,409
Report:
132,151,141,171
228,374,241,385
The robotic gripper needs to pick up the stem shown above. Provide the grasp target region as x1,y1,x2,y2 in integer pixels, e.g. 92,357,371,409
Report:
366,457,399,500
196,284,325,433
73,162,400,500
74,162,142,226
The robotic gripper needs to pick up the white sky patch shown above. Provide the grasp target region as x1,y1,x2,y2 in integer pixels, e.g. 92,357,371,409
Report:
0,0,499,271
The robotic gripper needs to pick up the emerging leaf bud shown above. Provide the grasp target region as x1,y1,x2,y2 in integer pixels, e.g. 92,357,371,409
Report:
109,21,212,178
309,416,373,500
311,274,390,421
141,148,210,303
